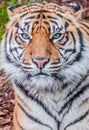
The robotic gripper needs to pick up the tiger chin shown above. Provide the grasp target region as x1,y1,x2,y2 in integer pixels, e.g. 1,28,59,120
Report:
1,2,89,130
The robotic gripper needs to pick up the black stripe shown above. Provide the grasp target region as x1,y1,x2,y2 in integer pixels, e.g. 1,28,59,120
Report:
15,112,26,130
65,48,75,54
50,20,58,26
17,102,53,130
5,33,13,63
42,13,46,19
21,66,33,70
36,13,41,19
66,28,83,65
25,16,35,20
31,10,51,14
65,22,69,29
56,13,63,18
80,22,89,35
19,9,28,13
70,31,76,52
56,9,64,13
9,48,18,61
33,21,39,25
49,65,60,69
58,83,89,115
15,35,23,45
79,97,89,108
80,26,89,35
47,16,58,20
8,4,23,11
70,28,83,63
9,30,19,61
4,33,14,63
21,12,28,18
4,33,21,67
17,121,26,130
43,21,49,25
15,82,58,122
80,22,89,30
15,22,19,28
9,31,13,44
61,35,69,45
64,75,88,99
51,62,60,65
64,109,89,130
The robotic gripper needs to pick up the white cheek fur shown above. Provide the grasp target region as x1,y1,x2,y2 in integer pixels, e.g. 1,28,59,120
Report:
1,31,89,92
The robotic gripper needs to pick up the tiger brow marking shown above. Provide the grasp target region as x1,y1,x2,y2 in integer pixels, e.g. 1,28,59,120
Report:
15,22,19,28
20,12,28,18
50,20,58,26
47,16,58,19
42,13,46,19
35,13,46,19
25,16,35,20
65,22,69,29
43,21,49,25
56,9,64,13
36,13,41,19
56,13,63,18
31,10,51,14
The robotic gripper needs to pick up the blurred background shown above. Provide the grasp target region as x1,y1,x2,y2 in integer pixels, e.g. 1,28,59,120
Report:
0,0,89,130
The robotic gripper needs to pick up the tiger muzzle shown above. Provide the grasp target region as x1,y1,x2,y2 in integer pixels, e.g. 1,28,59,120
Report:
32,56,50,69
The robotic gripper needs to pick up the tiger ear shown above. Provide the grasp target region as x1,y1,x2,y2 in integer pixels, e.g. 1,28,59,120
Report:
65,3,83,19
7,4,24,18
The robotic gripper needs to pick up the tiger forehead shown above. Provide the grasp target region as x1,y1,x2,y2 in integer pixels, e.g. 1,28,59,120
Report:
19,4,65,34
20,3,63,21
22,3,63,13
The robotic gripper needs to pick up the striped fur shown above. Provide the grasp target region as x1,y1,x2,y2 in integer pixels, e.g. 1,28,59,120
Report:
1,2,89,130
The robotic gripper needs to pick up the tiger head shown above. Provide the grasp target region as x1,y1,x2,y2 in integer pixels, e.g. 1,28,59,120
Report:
1,3,89,92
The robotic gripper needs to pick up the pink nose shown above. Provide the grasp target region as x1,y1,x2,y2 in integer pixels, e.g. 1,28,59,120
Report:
32,57,49,69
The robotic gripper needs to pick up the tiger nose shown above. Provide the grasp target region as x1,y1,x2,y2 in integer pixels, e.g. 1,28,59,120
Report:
32,56,49,69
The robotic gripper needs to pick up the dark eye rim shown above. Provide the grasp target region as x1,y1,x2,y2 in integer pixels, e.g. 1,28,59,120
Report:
51,33,64,40
21,33,30,40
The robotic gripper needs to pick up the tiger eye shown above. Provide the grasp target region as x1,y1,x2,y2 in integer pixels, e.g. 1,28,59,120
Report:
21,33,30,39
53,33,62,39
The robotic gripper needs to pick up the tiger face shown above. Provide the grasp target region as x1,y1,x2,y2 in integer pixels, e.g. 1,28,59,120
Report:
1,3,89,92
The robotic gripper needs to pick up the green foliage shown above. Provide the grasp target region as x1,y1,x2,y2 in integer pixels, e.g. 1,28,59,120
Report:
0,0,45,42
7,0,18,6
0,6,9,42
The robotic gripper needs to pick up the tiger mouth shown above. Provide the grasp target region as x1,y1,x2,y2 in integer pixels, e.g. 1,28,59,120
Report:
32,72,50,77
29,72,60,81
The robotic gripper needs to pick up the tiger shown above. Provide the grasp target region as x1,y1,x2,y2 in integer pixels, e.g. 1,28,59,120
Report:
1,2,89,130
